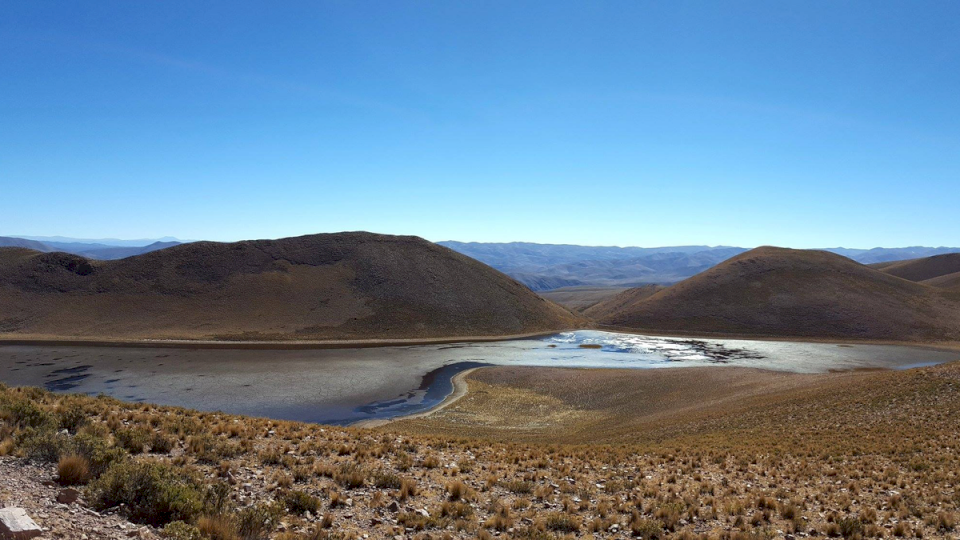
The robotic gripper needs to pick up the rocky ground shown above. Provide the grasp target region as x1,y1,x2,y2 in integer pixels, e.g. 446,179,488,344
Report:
2,362,960,539
0,457,155,539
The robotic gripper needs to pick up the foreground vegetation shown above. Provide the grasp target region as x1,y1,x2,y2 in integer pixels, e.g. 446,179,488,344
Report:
2,362,960,539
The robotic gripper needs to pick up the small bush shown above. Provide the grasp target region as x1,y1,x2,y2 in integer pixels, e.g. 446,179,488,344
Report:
56,404,88,433
630,517,664,539
73,433,127,477
17,427,71,462
150,432,175,454
502,480,534,494
282,490,321,515
446,480,471,501
88,460,207,526
116,427,151,454
57,455,91,485
837,516,864,538
544,512,580,533
373,470,401,489
235,502,283,540
334,463,365,489
187,434,242,463
3,400,53,429
197,515,238,540
160,521,203,540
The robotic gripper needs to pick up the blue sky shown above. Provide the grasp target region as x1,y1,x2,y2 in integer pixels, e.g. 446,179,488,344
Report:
2,1,959,248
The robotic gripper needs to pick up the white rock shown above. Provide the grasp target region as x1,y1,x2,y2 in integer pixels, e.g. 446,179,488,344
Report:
0,508,43,540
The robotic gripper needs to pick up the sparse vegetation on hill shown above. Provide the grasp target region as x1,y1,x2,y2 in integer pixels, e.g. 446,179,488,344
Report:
874,253,960,284
3,360,960,539
0,233,580,341
590,247,960,342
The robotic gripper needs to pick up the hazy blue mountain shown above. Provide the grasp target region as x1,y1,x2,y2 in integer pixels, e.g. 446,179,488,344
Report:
440,242,960,291
823,247,960,264
438,242,749,290
16,235,182,247
0,236,53,252
0,237,182,260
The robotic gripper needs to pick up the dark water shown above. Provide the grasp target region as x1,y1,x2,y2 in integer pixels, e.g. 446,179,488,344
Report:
1,331,957,426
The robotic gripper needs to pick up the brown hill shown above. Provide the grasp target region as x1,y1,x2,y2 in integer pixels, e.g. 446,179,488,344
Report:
923,271,960,291
874,253,960,283
538,286,630,312
581,284,664,319
0,232,580,341
592,247,960,342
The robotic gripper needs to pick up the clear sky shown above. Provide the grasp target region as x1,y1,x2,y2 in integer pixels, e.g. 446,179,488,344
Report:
2,1,959,248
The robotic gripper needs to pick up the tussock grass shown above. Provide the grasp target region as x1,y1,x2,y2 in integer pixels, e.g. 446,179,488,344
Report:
3,362,960,538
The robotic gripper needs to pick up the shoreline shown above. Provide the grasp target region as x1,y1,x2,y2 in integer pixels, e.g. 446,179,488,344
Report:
2,326,958,352
593,324,960,352
353,367,482,429
0,330,574,351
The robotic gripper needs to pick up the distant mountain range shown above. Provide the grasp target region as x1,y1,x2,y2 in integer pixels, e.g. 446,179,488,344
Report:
3,235,959,290
0,236,183,260
439,241,960,291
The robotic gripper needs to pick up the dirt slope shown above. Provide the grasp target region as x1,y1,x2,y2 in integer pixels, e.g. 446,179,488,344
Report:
581,284,664,319
923,271,960,291
592,247,960,342
874,253,960,283
0,232,580,341
538,286,630,312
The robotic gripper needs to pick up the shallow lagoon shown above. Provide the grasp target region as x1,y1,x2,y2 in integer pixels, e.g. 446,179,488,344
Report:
0,331,955,425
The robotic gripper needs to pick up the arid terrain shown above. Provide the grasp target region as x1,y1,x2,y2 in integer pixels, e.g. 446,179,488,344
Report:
538,287,631,313
0,233,580,342
3,359,960,539
590,247,960,343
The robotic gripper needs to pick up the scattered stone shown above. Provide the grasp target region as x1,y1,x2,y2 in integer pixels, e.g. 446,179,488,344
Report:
0,508,43,540
386,501,400,513
56,488,81,505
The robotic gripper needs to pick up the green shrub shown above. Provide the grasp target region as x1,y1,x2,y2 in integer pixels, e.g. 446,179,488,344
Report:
150,431,175,454
73,433,127,477
56,404,88,433
115,427,151,454
3,400,54,429
87,460,207,526
281,490,321,515
235,502,283,540
17,427,71,462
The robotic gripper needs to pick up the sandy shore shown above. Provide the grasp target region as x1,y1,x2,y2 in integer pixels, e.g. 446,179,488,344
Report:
353,367,480,428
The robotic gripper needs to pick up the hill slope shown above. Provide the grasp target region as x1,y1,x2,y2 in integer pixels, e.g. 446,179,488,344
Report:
0,232,580,341
873,253,960,284
592,247,960,342
0,236,52,252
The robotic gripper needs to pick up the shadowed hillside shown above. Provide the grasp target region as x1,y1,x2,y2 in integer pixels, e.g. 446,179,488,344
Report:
873,253,960,284
592,247,960,342
581,284,663,319
0,232,580,341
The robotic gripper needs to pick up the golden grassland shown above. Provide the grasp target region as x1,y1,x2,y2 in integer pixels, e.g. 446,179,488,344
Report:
2,362,960,539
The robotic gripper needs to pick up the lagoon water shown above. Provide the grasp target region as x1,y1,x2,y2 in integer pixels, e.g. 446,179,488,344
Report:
0,331,956,425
